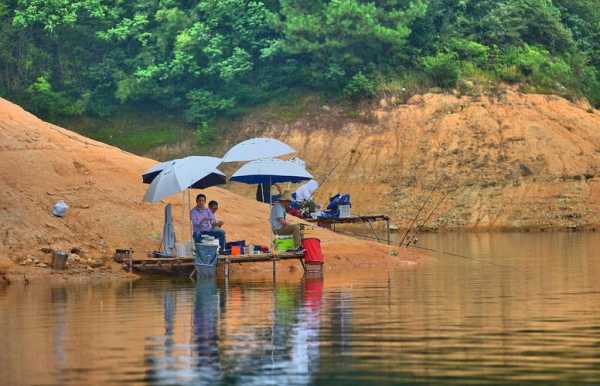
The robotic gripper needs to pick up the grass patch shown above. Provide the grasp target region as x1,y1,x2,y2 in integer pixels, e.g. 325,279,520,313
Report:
260,91,325,123
56,106,192,154
87,126,180,153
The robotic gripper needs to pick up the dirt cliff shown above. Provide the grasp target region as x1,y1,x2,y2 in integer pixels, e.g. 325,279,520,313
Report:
224,90,600,231
0,98,419,280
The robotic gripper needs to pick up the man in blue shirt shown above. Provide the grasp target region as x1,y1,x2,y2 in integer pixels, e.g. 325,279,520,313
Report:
270,190,302,248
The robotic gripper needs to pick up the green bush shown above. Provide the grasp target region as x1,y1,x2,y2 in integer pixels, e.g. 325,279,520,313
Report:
26,76,86,118
195,122,218,146
343,72,377,100
580,67,600,107
422,53,461,89
499,45,573,91
185,90,235,123
449,39,490,65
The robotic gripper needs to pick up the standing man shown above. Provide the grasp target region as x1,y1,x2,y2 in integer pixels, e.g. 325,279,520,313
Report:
270,190,302,248
190,194,226,251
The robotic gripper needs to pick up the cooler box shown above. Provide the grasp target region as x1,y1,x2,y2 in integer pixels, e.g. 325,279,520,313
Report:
339,204,352,218
274,235,295,252
301,238,324,264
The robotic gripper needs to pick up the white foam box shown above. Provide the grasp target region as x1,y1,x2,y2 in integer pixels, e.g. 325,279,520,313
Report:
339,205,351,218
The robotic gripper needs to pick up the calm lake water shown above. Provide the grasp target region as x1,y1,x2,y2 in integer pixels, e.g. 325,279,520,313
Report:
2,232,600,385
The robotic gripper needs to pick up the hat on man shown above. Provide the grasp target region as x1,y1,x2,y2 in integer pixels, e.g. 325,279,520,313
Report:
279,190,293,202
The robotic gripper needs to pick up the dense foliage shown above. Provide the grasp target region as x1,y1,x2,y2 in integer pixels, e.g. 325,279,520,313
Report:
1,0,599,127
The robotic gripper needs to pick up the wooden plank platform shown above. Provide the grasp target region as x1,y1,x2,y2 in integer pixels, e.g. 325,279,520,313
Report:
124,251,305,275
306,214,391,244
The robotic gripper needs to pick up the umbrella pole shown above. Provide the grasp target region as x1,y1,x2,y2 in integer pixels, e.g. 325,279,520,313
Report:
269,176,273,255
182,190,186,244
188,189,193,243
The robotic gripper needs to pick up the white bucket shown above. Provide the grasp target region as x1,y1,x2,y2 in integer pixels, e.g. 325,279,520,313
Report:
175,243,187,258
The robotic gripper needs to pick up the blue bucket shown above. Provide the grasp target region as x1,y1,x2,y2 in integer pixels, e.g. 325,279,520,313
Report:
195,243,218,276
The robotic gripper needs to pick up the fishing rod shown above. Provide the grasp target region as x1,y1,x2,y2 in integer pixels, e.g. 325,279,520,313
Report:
403,190,450,247
319,149,356,187
398,175,446,247
398,192,434,246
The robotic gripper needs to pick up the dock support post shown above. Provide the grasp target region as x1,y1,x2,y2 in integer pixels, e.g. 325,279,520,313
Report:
225,259,230,278
386,217,391,245
272,258,276,282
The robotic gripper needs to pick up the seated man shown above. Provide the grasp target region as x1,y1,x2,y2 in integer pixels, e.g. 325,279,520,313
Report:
208,200,224,228
270,190,302,249
190,194,226,251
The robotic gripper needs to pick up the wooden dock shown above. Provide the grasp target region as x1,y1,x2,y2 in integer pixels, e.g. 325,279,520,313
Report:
123,251,308,276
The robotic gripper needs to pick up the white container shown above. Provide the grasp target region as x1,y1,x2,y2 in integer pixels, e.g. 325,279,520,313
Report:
339,204,352,218
185,241,194,256
175,243,187,257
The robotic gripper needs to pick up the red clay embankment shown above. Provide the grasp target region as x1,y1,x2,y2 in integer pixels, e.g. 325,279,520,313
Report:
0,98,421,282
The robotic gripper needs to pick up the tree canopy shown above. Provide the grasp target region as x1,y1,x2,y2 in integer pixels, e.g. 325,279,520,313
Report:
1,0,599,125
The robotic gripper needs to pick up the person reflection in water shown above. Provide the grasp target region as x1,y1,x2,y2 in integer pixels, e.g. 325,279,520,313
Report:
192,279,221,380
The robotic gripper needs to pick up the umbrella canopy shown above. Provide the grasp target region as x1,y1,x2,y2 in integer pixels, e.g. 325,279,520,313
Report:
143,156,223,203
222,138,295,163
142,160,175,184
142,159,226,188
230,158,313,185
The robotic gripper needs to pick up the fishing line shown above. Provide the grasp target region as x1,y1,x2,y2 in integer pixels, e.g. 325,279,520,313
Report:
411,244,531,276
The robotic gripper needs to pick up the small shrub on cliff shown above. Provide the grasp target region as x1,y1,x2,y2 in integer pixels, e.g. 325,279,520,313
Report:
195,122,218,146
422,53,461,89
343,72,377,100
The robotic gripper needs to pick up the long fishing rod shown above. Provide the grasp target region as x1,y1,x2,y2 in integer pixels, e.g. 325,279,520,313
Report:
403,191,450,247
319,149,356,187
398,194,434,246
398,176,446,246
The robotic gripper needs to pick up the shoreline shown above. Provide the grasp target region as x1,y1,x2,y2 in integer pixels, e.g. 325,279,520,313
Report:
1,244,423,286
4,227,598,287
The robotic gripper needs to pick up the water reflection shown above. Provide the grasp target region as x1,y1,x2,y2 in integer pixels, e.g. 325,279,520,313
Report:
51,287,67,385
139,276,325,386
3,233,600,385
191,279,220,383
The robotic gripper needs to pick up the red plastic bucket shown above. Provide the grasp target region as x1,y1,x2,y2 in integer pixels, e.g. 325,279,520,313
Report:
301,238,324,264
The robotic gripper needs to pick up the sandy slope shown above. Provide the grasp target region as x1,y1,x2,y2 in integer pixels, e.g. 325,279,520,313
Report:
226,90,600,231
0,98,420,277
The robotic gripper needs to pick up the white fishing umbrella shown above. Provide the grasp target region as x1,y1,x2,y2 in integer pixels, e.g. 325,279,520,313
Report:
143,156,224,246
230,158,313,248
142,159,175,184
294,180,319,201
230,158,312,185
222,137,296,163
143,156,223,203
